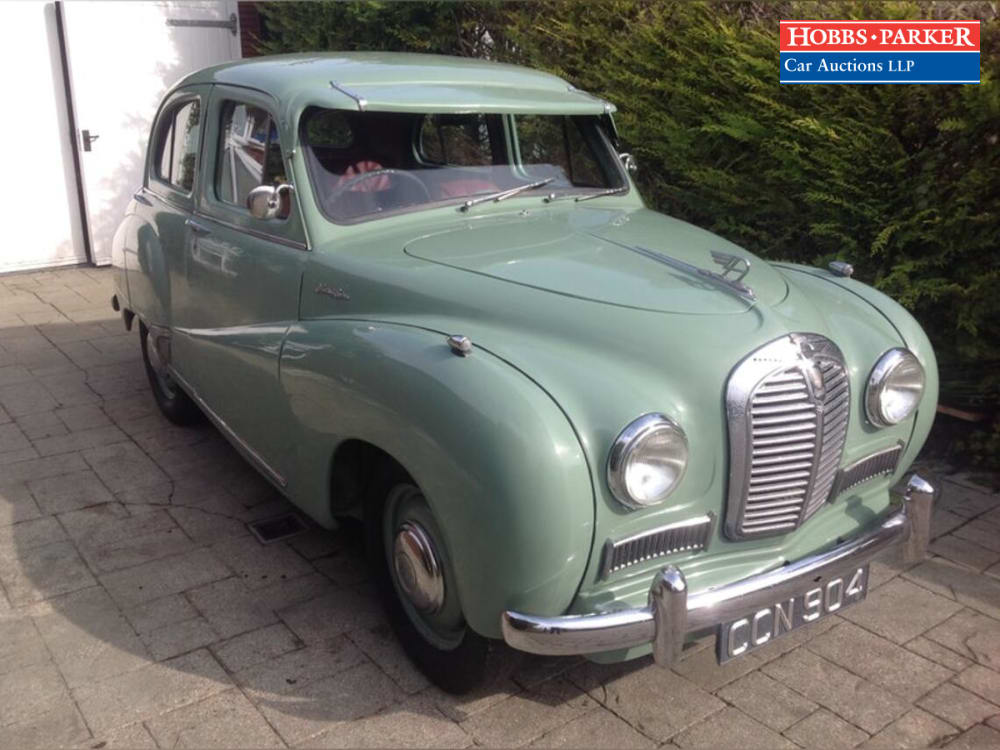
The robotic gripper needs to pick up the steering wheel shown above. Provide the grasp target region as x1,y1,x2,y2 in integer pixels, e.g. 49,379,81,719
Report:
326,168,431,210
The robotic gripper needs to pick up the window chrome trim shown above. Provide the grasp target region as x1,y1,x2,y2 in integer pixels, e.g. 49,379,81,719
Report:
168,367,287,488
190,211,307,251
329,80,368,112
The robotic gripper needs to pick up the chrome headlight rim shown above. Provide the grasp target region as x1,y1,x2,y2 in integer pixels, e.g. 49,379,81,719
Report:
607,412,688,510
865,348,925,427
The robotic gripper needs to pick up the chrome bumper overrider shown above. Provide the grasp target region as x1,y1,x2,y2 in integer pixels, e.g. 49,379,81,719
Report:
502,473,935,666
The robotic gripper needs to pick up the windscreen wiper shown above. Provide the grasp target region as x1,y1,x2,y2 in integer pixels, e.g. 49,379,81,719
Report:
574,185,628,202
459,178,555,212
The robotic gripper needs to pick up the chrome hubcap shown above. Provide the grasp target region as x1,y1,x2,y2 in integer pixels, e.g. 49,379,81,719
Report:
392,521,445,614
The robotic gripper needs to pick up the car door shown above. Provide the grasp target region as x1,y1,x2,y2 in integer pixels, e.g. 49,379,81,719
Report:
131,86,210,329
177,85,307,485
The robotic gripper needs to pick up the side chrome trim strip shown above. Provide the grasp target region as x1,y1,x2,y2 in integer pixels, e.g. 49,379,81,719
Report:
169,368,287,488
329,80,368,111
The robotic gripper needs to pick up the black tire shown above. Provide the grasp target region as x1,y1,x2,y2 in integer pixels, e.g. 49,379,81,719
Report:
365,462,519,694
139,322,202,426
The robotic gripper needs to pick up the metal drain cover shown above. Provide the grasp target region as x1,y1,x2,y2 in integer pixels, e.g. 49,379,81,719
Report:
248,513,308,544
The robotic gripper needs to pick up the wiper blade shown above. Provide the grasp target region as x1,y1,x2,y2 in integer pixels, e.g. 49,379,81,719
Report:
574,185,628,202
459,178,554,212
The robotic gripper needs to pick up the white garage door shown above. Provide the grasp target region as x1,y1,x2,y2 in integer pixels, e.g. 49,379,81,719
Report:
62,1,241,265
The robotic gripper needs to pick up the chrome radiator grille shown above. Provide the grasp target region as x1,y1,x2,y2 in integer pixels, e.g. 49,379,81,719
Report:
724,334,849,540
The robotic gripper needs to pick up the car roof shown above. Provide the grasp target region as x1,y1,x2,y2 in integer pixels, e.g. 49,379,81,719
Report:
174,51,616,116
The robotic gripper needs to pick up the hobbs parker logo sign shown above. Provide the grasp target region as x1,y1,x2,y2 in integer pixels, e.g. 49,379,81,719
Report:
780,20,980,84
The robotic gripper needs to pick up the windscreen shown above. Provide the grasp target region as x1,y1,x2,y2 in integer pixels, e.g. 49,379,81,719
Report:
301,109,625,222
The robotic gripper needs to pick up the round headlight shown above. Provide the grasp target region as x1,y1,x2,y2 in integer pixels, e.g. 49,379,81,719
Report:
865,348,925,427
607,413,688,509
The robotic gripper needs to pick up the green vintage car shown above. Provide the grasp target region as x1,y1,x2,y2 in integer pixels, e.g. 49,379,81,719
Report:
111,52,938,693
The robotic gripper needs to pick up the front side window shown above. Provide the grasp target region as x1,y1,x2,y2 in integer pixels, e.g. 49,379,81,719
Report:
301,108,624,223
217,102,288,218
154,100,200,193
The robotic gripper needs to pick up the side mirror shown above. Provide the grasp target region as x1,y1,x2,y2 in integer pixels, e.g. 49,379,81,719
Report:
619,152,638,175
247,183,293,220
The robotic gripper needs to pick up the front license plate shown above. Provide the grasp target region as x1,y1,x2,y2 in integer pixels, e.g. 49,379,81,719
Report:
717,564,869,663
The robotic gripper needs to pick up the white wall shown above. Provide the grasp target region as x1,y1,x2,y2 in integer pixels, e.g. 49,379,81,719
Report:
0,3,87,274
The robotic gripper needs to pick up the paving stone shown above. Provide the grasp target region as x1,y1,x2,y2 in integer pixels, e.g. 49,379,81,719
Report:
671,641,765,691
672,705,797,749
85,721,158,749
279,587,384,644
807,621,953,702
1,451,88,484
906,636,974,672
0,539,96,606
58,501,130,539
569,660,724,742
0,515,66,552
314,548,371,586
422,679,519,723
741,614,840,663
143,616,219,661
210,534,313,589
82,442,168,493
73,649,231,734
0,482,41,526
0,616,50,676
123,593,198,635
234,636,366,695
952,519,1000,553
925,610,1000,669
0,661,68,726
916,682,999,730
310,693,473,749
0,381,59,416
861,708,959,749
186,576,279,638
943,724,1000,749
28,469,114,515
0,422,31,454
761,649,908,734
211,622,302,673
167,505,249,544
16,411,67,440
0,692,90,748
32,425,127,457
930,535,1000,572
840,577,963,644
0,365,34,387
525,705,652,748
460,676,595,748
716,670,818,732
99,548,230,607
32,586,150,688
510,654,583,691
953,664,1000,706
247,661,403,746
72,508,195,574
145,688,283,748
347,621,430,694
255,570,339,612
39,371,100,406
0,445,39,466
784,708,869,749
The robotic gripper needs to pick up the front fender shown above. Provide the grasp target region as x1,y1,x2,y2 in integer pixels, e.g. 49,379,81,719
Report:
776,264,939,472
278,320,594,637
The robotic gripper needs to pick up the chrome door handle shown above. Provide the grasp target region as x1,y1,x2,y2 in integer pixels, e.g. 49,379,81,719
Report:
185,218,211,236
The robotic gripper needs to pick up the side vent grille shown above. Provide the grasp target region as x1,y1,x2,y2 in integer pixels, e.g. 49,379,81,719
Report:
830,444,903,499
600,516,713,579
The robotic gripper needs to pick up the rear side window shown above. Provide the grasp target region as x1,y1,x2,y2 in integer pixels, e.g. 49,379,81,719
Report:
216,102,288,216
154,100,200,192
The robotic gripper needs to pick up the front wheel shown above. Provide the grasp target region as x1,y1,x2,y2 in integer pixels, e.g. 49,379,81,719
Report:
365,465,518,694
139,322,202,426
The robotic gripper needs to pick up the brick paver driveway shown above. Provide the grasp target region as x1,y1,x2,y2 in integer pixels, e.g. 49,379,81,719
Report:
1,266,999,748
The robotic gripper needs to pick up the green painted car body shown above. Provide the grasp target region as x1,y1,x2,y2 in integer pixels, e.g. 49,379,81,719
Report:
111,53,937,657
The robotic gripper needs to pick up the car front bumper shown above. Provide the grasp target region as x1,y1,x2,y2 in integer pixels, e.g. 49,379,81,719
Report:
501,473,935,666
